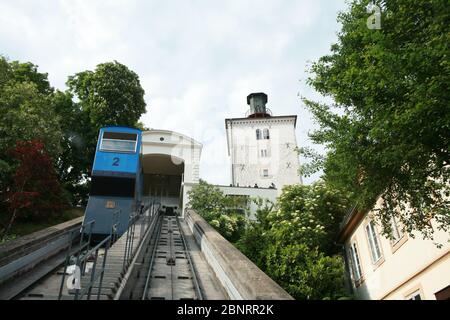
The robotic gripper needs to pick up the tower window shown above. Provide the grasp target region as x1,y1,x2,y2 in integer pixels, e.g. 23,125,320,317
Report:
260,149,268,157
256,129,262,140
263,129,270,139
262,169,269,177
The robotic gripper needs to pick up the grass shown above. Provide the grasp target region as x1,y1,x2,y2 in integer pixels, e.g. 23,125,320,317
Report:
0,207,84,244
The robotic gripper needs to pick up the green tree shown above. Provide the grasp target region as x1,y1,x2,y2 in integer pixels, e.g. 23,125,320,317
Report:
303,0,450,239
0,82,62,201
235,199,274,267
186,180,229,218
66,61,147,204
0,57,64,233
7,60,53,95
0,57,63,232
0,57,61,164
265,244,347,300
0,57,53,95
51,90,90,205
187,181,351,299
67,61,146,132
0,82,61,155
0,57,149,228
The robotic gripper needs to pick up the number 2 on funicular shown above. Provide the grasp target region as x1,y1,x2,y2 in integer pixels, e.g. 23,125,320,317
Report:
112,157,120,166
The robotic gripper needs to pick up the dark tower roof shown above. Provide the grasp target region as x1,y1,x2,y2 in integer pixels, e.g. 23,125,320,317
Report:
246,92,268,105
246,92,271,118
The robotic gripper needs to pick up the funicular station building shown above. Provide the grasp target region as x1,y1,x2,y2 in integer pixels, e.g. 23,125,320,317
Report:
140,129,202,217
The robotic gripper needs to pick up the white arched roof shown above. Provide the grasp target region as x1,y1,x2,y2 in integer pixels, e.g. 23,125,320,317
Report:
142,129,202,149
141,129,202,184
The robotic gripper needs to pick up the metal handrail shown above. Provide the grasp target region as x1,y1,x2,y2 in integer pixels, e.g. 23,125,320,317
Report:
75,235,113,300
122,213,139,272
58,201,163,300
58,209,122,300
89,216,120,300
113,203,161,300
122,199,160,274
80,220,95,276
58,219,95,300
90,218,119,300
245,108,273,117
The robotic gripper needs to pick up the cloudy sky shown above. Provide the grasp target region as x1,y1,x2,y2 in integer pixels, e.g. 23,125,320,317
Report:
0,0,348,185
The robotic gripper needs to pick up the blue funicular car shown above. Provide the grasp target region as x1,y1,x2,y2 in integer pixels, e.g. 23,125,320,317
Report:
83,126,143,240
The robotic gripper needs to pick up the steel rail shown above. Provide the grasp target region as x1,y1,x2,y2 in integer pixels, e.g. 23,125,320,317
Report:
141,214,163,300
176,217,203,300
141,214,203,300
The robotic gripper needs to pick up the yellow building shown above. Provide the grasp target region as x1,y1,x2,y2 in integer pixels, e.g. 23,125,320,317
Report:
338,197,450,300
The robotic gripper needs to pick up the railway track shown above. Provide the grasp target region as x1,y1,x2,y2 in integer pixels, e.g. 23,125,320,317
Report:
130,214,203,300
1,210,212,300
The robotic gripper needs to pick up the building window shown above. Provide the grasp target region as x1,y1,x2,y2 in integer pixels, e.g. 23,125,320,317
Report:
390,214,404,245
260,149,268,157
262,169,269,177
407,290,422,300
100,131,138,153
256,129,262,140
366,220,382,263
348,242,363,282
263,128,270,139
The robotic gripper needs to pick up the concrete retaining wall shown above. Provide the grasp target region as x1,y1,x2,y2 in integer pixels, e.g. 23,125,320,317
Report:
0,217,83,285
185,209,293,300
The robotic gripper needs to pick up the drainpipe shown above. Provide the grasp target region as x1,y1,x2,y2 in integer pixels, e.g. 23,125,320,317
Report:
336,242,354,299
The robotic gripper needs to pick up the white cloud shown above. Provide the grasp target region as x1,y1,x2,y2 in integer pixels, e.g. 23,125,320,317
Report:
0,0,349,185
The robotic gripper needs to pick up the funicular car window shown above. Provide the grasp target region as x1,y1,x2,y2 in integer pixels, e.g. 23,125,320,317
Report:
100,132,137,152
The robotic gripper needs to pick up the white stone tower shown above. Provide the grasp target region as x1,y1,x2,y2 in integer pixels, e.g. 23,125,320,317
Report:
225,92,302,193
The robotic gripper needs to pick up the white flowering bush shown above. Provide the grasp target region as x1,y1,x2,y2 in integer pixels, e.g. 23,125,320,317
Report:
267,182,351,254
237,181,352,299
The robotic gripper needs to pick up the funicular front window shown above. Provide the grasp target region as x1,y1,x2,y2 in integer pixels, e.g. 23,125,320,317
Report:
100,132,138,152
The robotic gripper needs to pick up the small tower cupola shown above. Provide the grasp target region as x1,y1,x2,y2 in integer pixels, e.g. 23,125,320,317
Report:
247,92,271,118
